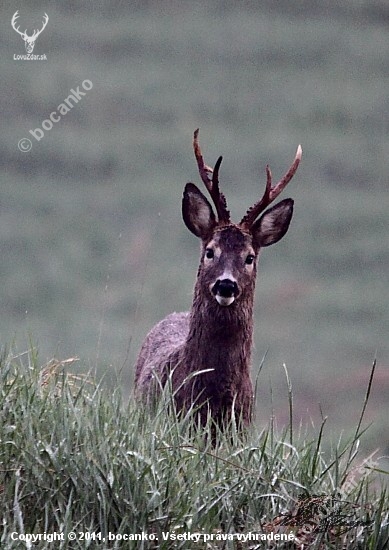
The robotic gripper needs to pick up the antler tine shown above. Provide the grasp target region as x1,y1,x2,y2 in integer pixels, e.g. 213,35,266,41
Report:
212,155,222,189
11,11,24,36
193,129,230,223
193,128,213,193
32,13,49,38
240,145,302,228
39,13,49,33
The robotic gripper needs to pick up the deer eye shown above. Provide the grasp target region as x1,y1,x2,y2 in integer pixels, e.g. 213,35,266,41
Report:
205,248,214,260
245,254,255,265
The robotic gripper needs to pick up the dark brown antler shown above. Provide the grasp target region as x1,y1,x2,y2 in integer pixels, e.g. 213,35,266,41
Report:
193,129,230,224
240,145,302,228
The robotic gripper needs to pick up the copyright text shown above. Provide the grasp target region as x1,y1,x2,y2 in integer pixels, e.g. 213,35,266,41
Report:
10,530,295,543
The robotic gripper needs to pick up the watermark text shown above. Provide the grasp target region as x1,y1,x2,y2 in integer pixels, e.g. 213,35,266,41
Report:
18,80,93,151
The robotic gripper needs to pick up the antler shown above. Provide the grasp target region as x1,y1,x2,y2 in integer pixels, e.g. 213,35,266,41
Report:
11,11,25,37
32,13,49,39
240,144,302,228
193,129,230,224
11,11,49,38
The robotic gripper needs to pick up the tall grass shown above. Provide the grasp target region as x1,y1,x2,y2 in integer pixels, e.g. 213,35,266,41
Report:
0,347,388,549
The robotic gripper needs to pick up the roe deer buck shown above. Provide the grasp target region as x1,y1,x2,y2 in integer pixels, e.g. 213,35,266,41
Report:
135,130,302,429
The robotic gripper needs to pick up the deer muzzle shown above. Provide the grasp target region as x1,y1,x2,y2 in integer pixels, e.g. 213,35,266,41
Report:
212,278,239,307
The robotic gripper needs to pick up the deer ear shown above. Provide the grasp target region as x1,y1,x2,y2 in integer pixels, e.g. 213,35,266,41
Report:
251,198,294,247
182,183,217,238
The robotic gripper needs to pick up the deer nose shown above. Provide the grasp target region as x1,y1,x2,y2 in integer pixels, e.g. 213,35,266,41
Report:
212,279,239,306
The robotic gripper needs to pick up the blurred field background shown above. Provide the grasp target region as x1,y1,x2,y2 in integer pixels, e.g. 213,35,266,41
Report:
1,0,388,451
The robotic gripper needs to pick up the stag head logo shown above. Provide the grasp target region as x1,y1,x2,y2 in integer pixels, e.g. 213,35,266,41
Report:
11,11,49,54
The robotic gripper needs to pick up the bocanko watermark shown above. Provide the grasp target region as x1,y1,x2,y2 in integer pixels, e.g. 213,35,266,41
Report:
18,80,93,152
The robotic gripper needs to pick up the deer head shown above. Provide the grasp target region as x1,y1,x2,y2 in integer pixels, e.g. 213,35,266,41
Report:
11,11,49,54
182,129,302,308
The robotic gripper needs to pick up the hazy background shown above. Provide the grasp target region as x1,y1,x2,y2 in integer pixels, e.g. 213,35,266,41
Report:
1,0,388,451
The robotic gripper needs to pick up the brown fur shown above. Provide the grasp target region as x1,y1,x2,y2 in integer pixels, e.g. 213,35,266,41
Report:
134,131,301,430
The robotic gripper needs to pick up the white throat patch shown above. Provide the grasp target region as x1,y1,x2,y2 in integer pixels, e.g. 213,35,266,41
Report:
215,295,235,307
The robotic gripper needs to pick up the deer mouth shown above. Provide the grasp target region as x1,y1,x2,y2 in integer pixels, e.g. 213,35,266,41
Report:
212,279,239,307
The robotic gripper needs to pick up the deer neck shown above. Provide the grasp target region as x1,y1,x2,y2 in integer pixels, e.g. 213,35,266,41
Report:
185,284,254,377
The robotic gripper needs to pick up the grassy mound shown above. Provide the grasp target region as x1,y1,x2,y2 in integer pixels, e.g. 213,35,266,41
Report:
0,348,388,549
